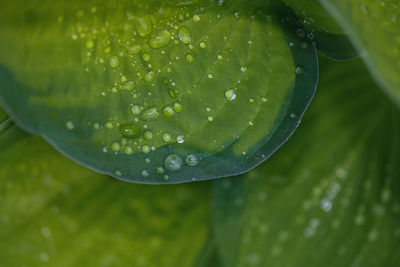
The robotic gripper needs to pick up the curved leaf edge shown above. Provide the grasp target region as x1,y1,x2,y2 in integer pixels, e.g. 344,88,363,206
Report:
0,15,318,185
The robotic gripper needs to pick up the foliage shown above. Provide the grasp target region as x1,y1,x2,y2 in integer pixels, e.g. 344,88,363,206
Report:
0,0,399,266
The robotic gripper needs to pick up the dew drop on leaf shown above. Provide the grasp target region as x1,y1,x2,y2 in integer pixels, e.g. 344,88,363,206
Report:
164,154,183,172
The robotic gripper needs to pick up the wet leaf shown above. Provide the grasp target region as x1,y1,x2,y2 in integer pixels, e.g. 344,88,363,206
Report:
319,0,400,106
212,57,400,267
282,0,358,60
0,126,211,266
0,0,317,183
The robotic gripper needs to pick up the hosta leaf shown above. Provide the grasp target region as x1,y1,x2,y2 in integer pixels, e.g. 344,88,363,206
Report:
0,126,211,266
282,0,358,60
319,0,400,106
212,58,400,267
0,0,317,183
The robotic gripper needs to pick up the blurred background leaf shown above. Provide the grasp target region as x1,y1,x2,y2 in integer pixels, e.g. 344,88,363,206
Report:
319,0,400,106
212,56,400,267
0,126,212,266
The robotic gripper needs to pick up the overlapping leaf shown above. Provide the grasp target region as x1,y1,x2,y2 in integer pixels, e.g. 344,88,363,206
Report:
282,0,357,60
319,0,400,105
212,58,400,267
0,126,212,266
0,0,317,183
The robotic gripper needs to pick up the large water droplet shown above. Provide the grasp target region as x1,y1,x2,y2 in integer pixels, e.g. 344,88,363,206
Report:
142,107,159,121
149,30,171,49
126,44,142,54
119,124,141,139
136,17,152,37
120,81,135,91
131,105,142,115
164,154,183,172
178,26,192,44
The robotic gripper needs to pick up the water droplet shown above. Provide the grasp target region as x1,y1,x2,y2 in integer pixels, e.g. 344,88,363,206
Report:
178,26,192,44
105,122,114,129
120,81,135,91
156,167,165,174
176,135,185,144
163,106,175,118
186,154,198,166
208,116,214,121
193,14,201,22
162,132,172,142
111,142,121,152
199,41,207,48
144,71,155,82
142,145,150,153
296,28,305,37
86,39,94,49
142,53,151,61
119,124,141,139
173,102,183,112
41,227,51,238
131,105,142,115
149,30,171,49
114,170,122,176
142,107,159,121
295,66,304,75
126,44,142,54
124,146,133,154
225,89,237,101
141,169,150,177
240,66,247,72
65,121,75,130
136,17,152,37
109,56,119,68
143,130,153,140
164,154,184,172
186,54,194,63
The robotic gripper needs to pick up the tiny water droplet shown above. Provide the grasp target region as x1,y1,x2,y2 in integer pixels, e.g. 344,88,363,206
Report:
173,102,183,112
199,41,207,48
143,130,153,140
66,121,75,130
176,135,185,144
109,56,119,68
142,145,150,153
157,167,165,174
144,71,155,82
141,169,150,177
225,89,237,101
193,14,201,22
186,54,194,63
131,105,142,115
186,154,198,166
162,132,172,142
295,66,304,75
111,142,121,152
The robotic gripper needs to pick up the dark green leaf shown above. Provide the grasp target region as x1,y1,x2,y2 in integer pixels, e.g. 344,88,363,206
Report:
282,0,358,60
319,0,400,106
0,0,317,183
212,57,400,266
0,126,212,266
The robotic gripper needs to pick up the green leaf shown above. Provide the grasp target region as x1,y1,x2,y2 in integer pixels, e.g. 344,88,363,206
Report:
319,0,400,106
0,126,212,266
212,57,400,267
0,105,12,137
0,0,317,183
282,0,358,60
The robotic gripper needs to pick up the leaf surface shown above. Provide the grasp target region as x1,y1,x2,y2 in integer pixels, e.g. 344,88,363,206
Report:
0,126,212,266
212,57,400,267
0,0,317,183
319,0,400,105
